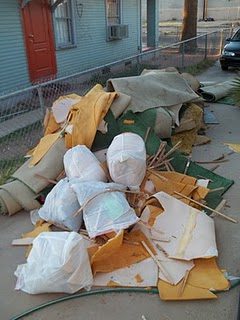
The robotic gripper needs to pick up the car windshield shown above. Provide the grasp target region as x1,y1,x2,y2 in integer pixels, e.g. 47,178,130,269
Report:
231,30,240,41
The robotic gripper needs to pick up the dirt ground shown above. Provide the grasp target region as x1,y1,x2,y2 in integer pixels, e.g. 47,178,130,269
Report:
1,62,240,320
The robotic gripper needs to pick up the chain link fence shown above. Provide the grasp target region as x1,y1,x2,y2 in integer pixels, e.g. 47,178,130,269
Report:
0,29,231,184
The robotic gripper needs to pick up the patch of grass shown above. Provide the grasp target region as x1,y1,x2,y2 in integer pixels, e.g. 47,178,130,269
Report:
0,157,25,185
181,59,215,75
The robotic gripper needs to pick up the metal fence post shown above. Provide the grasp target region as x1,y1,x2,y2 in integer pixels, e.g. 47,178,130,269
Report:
204,34,208,59
219,29,224,56
181,42,185,68
37,86,45,117
136,55,141,75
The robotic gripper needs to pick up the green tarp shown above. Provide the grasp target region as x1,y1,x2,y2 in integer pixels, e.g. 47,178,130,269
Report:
93,109,234,211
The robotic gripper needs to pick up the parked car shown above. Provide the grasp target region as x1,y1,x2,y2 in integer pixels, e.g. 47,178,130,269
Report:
220,28,240,70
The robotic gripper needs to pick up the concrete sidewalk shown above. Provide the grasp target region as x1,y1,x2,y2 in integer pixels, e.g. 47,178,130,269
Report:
1,62,240,320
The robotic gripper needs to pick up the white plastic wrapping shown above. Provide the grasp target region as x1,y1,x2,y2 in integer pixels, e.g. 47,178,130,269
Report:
14,232,93,294
70,180,139,238
38,178,82,232
64,145,107,181
107,133,146,189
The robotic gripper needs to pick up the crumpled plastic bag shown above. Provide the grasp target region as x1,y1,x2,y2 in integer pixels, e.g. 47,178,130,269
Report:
70,180,139,238
14,232,93,294
38,178,82,232
107,133,146,189
64,145,107,181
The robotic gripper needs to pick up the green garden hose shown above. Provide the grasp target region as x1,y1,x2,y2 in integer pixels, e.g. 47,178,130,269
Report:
10,280,240,319
10,287,159,320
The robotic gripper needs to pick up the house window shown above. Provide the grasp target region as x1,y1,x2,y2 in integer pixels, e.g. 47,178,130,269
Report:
53,0,75,49
106,0,121,25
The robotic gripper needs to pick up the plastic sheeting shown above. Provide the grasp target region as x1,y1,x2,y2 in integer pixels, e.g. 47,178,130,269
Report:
38,178,82,232
15,232,93,294
64,145,106,181
107,133,146,189
70,180,138,238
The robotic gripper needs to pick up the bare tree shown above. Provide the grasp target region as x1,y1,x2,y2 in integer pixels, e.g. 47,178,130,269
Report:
181,0,198,52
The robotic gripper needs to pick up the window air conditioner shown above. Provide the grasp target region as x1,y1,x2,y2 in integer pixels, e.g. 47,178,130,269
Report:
107,24,129,41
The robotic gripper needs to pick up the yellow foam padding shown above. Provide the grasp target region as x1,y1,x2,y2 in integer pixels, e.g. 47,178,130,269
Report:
44,111,61,136
224,143,240,153
172,129,197,155
135,274,144,283
91,230,124,263
22,222,52,238
147,204,163,227
123,119,135,125
157,171,196,185
192,186,209,202
65,84,117,149
188,258,230,291
26,147,36,157
22,223,52,258
30,132,61,166
107,280,121,287
88,230,156,275
148,172,197,199
158,280,217,301
147,170,209,206
158,257,229,301
171,104,204,155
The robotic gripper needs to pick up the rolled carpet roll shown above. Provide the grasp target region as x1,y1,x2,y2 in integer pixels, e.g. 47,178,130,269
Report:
0,138,67,216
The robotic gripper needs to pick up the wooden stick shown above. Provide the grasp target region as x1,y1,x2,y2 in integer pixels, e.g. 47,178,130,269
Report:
179,269,190,296
149,157,174,170
74,189,146,217
80,229,89,235
195,159,228,164
208,187,225,193
56,170,66,181
210,164,220,172
197,175,213,182
123,239,140,246
174,191,238,223
147,169,168,181
141,241,174,284
12,238,34,246
165,163,171,172
148,143,166,167
184,155,192,175
168,162,175,172
210,199,227,217
144,127,151,143
160,140,182,162
151,237,170,243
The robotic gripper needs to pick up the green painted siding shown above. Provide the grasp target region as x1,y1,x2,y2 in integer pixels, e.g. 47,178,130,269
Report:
0,0,29,93
0,0,140,94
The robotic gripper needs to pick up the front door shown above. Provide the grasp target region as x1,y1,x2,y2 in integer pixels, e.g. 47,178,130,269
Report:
22,0,57,82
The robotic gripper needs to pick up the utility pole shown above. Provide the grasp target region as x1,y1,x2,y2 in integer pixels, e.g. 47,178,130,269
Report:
203,0,208,20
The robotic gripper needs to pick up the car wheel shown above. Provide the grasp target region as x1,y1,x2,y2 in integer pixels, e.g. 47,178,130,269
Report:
221,65,228,71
